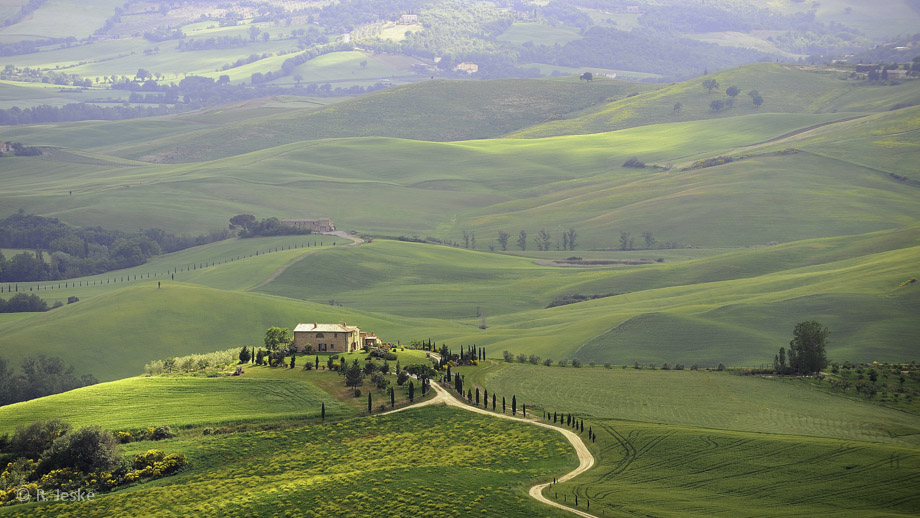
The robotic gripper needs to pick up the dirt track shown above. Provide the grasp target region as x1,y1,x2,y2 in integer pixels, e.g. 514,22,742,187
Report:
384,380,598,517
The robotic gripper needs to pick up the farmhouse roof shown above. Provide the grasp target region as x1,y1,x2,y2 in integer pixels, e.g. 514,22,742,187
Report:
294,322,358,333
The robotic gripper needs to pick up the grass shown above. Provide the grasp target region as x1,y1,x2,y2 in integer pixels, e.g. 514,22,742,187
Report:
551,419,920,517
0,366,356,434
0,406,576,518
510,63,920,138
465,363,920,444
497,22,583,46
0,0,123,40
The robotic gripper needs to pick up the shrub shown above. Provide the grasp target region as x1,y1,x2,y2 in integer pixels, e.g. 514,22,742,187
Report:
690,364,699,371
396,371,409,386
516,353,527,364
502,351,514,362
675,363,685,370
558,359,568,367
543,358,553,367
662,363,670,370
571,358,582,368
717,363,726,371
623,156,646,168
11,419,72,459
528,354,540,365
151,425,174,441
37,426,121,475
353,389,362,398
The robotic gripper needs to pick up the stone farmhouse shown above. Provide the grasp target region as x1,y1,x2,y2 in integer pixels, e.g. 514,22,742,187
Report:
294,322,381,353
280,218,335,232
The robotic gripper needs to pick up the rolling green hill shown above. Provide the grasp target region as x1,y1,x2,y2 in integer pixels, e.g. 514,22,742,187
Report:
510,63,920,138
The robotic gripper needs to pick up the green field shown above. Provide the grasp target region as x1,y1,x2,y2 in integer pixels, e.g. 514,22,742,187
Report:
0,405,576,518
457,362,920,516
0,367,356,434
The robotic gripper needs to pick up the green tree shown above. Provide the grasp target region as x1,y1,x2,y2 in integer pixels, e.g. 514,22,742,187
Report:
497,230,510,251
290,353,296,369
673,102,682,114
263,326,289,352
580,71,593,82
710,99,724,112
642,231,656,249
345,359,364,395
788,321,829,374
517,230,527,251
408,380,415,402
512,395,517,416
238,346,250,364
619,231,632,251
368,392,372,413
37,426,121,475
726,85,740,98
702,78,719,93
321,402,325,421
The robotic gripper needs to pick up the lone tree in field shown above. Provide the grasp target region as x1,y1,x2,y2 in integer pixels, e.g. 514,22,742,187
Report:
345,360,364,395
517,230,528,251
702,78,719,93
787,321,829,375
580,72,593,82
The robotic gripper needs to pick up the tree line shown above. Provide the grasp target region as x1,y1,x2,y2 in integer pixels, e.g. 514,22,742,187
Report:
0,212,229,282
0,355,97,407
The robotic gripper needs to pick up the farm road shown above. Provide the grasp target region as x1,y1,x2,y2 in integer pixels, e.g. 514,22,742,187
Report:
384,380,598,518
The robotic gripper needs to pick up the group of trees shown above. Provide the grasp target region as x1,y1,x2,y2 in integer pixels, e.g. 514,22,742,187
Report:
228,214,312,238
494,228,577,251
0,293,58,313
704,79,764,110
774,321,829,375
0,212,230,281
0,355,97,407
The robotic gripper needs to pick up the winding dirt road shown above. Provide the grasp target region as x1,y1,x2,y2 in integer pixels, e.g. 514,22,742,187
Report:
384,380,598,517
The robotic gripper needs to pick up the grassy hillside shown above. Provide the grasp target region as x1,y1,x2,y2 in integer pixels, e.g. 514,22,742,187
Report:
510,63,920,138
0,367,355,434
467,363,920,444
0,406,576,518
0,282,455,381
555,419,920,517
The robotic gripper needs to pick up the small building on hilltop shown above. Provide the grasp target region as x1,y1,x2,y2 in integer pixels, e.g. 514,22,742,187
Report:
294,322,361,353
455,62,479,74
281,218,334,232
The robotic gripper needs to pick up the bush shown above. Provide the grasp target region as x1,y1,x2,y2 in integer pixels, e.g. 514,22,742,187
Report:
151,425,174,441
662,363,670,370
604,362,612,369
37,426,122,475
11,419,72,459
353,389,362,398
690,364,699,371
516,353,527,363
571,358,582,368
528,354,540,365
558,359,568,367
675,363,685,370
717,363,726,371
396,371,409,386
502,350,514,362
543,358,553,366
623,156,646,168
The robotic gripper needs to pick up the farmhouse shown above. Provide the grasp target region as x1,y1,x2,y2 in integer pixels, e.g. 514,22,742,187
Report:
280,218,335,232
294,322,362,352
456,62,479,74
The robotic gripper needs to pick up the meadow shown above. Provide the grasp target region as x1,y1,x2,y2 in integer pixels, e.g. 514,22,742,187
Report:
0,406,577,518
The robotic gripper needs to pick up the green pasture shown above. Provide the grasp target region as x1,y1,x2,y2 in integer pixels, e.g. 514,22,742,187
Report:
266,50,418,85
0,281,455,381
0,367,354,434
511,63,920,138
0,0,122,40
552,419,920,517
466,363,920,444
527,63,664,81
0,406,576,518
7,108,916,248
497,22,583,46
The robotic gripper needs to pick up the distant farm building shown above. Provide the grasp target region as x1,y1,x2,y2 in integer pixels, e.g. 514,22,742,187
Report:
361,331,381,348
294,322,361,353
399,14,418,23
886,69,908,79
280,218,334,232
456,62,479,74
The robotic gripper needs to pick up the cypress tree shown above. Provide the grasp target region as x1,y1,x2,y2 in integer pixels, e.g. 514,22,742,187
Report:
290,353,296,369
523,403,526,417
502,396,506,413
467,389,472,402
390,387,395,407
321,402,325,421
483,389,488,408
315,355,319,370
368,392,372,414
409,381,415,402
475,387,480,405
492,394,496,411
512,395,517,416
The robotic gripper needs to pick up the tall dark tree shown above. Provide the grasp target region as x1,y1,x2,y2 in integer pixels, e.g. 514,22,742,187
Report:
512,395,517,416
408,380,415,402
502,396,506,413
321,402,325,421
289,353,296,369
368,392,372,413
492,393,496,411
788,321,829,374
497,230,510,251
390,387,395,407
238,346,251,364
